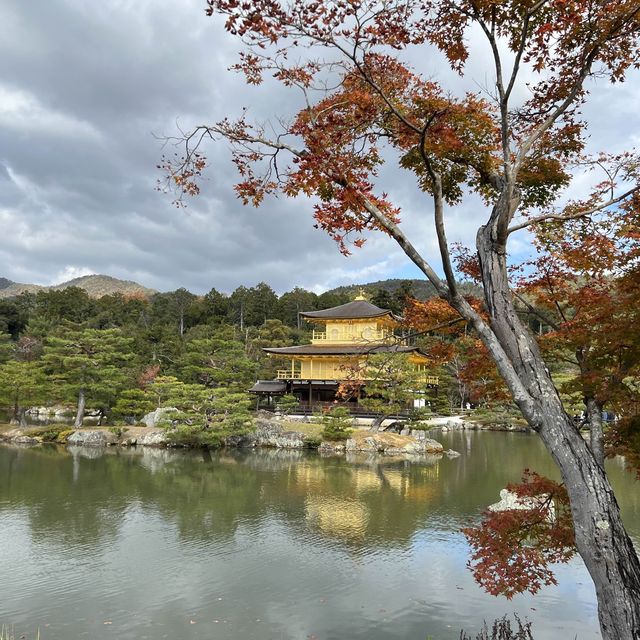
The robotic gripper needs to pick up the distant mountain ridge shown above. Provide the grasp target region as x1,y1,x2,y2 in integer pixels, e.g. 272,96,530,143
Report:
327,278,438,300
0,274,157,299
0,274,479,301
326,278,482,300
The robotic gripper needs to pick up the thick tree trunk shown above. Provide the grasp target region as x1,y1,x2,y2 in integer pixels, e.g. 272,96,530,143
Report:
74,388,86,428
474,225,640,640
11,405,27,428
10,399,20,425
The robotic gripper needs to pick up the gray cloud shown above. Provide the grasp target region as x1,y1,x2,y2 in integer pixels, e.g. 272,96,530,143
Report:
0,1,638,294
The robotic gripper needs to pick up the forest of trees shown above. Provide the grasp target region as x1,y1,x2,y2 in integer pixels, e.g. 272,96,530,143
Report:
0,281,454,437
0,272,621,448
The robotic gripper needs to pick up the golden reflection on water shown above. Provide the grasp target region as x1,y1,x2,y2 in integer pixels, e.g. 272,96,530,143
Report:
305,495,370,540
294,459,443,542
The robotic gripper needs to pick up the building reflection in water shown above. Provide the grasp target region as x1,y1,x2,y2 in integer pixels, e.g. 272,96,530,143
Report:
294,457,442,543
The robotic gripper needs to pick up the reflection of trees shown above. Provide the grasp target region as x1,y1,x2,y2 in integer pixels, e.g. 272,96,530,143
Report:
0,444,125,548
1,435,638,556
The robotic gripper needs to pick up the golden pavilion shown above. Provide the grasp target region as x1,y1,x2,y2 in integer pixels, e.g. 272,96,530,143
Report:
250,295,438,410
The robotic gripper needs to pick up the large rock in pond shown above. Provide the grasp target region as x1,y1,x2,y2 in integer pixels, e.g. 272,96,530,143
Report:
141,407,179,429
14,435,38,445
225,433,257,448
345,432,444,455
138,430,170,447
318,441,346,454
0,429,24,442
400,438,444,454
488,489,555,521
67,430,118,447
254,417,306,449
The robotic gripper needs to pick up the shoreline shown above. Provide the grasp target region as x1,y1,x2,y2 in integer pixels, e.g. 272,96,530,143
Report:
0,412,530,460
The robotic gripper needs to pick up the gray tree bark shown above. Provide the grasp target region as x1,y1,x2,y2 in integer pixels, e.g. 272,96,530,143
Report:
474,223,640,640
74,388,86,429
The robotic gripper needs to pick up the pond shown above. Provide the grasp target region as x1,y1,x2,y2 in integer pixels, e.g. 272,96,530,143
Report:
1,431,638,640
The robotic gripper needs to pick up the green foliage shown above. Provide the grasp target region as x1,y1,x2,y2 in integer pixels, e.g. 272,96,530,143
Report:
112,389,155,422
229,282,278,328
303,435,322,448
405,406,432,426
138,376,255,447
0,332,13,364
30,287,96,331
275,394,299,415
246,319,293,379
320,407,353,441
471,405,527,427
42,327,134,421
27,425,69,441
178,328,256,390
0,297,31,338
277,287,318,327
360,353,426,419
146,375,184,408
0,360,49,422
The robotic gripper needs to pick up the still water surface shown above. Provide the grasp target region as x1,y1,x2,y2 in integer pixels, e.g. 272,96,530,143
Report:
1,431,638,640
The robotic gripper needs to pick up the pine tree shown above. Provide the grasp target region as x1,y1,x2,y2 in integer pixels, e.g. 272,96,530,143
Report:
0,360,49,426
42,327,134,427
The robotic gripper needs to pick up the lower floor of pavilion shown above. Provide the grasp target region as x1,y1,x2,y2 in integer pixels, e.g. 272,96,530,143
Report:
249,378,439,414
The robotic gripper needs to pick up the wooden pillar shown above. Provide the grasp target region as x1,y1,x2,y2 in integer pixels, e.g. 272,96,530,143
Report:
308,380,313,406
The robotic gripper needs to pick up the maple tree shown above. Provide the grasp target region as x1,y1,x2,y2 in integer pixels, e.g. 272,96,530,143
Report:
464,471,576,599
518,201,640,465
163,1,640,636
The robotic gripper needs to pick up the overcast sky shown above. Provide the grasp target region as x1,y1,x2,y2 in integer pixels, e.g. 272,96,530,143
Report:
1,1,639,295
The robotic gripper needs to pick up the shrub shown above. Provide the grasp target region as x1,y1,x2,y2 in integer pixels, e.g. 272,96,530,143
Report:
108,426,128,439
27,425,67,442
320,407,353,441
275,394,299,415
56,429,75,443
303,435,322,449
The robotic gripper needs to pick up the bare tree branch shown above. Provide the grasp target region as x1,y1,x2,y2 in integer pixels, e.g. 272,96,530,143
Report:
507,186,639,234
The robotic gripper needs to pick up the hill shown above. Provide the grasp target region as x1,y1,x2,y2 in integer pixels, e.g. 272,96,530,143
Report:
0,274,157,299
326,278,481,300
327,278,437,300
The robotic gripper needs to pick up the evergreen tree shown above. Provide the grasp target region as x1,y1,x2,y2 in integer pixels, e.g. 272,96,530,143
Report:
320,407,353,441
202,287,230,323
246,319,293,379
277,287,318,328
32,287,96,326
0,298,30,338
0,331,13,364
111,389,155,423
178,327,256,390
359,353,429,425
0,360,49,426
42,327,134,427
145,376,254,447
370,288,397,313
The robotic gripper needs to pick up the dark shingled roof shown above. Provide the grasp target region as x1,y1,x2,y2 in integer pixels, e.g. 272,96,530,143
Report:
249,380,287,394
263,344,428,357
300,299,400,321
